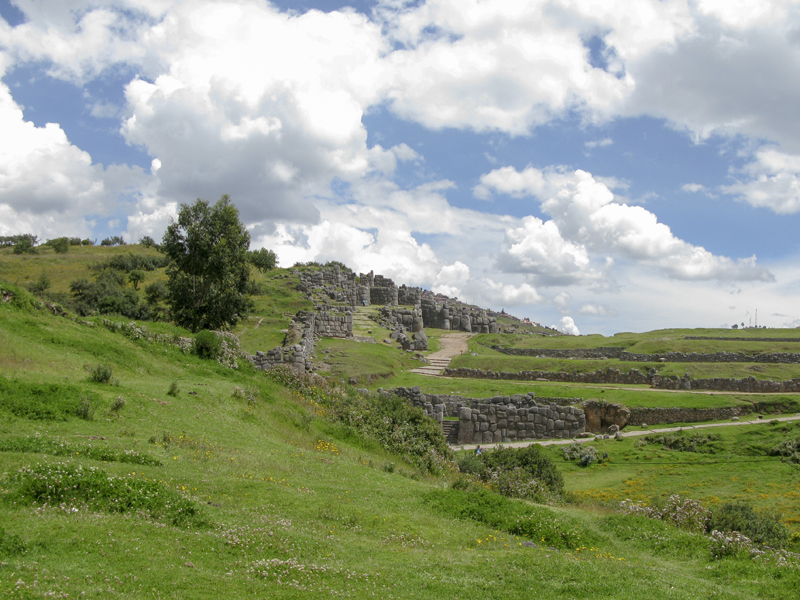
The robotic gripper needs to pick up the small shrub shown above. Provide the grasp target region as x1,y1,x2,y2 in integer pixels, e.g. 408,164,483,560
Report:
382,462,396,473
563,441,607,466
457,454,487,477
167,380,180,397
620,495,710,533
231,386,259,406
76,396,96,421
194,330,222,360
709,502,789,549
85,363,114,384
109,396,126,416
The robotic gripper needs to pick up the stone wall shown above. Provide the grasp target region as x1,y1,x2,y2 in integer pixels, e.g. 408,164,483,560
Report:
250,307,354,372
486,345,800,364
251,311,317,372
420,298,499,333
398,285,422,306
487,346,623,359
443,366,800,393
443,366,652,385
627,406,742,426
388,387,585,444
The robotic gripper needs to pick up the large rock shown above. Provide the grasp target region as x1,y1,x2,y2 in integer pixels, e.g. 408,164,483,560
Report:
582,400,631,433
412,330,428,351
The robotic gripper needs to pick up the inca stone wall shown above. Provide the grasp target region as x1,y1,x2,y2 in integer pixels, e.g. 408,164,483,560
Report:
627,406,742,426
487,346,623,359
398,285,422,306
250,307,354,372
420,298,499,333
443,366,800,393
388,387,585,444
443,366,652,385
486,345,800,364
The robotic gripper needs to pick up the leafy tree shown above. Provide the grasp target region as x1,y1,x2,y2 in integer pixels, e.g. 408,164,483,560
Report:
248,247,277,272
128,270,145,290
161,195,251,332
12,234,37,255
48,237,70,254
138,235,157,248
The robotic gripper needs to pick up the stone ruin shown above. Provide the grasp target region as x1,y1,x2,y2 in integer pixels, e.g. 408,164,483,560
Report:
389,386,586,443
251,265,500,371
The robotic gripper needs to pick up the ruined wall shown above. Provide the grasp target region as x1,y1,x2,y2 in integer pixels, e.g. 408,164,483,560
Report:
627,406,742,426
389,387,585,444
420,298,498,333
398,285,422,306
487,345,800,364
488,346,623,359
443,366,800,393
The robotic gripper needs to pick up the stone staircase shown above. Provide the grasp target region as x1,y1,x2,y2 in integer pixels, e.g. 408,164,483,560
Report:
350,307,379,342
441,420,460,445
409,357,451,376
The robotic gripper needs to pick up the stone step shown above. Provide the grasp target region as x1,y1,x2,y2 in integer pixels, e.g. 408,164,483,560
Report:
441,420,460,445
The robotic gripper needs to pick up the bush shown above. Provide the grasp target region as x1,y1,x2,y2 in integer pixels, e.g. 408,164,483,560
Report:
100,236,126,246
85,363,114,384
81,238,94,246
481,444,564,496
457,453,487,477
620,495,710,534
423,488,593,550
9,463,205,527
268,367,452,473
562,440,608,466
167,380,180,397
769,437,800,464
0,376,101,421
46,237,70,253
194,330,222,359
709,502,789,548
0,435,160,466
641,432,721,454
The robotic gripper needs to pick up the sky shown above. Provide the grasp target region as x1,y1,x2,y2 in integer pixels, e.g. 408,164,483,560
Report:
2,0,800,335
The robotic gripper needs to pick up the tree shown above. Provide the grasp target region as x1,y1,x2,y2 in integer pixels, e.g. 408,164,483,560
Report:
128,270,145,290
248,247,278,272
161,195,251,332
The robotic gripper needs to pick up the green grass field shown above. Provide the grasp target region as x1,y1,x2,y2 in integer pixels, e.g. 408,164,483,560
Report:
3,250,800,598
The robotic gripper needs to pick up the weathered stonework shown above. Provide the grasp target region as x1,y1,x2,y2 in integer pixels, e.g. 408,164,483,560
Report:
486,344,800,364
388,387,585,444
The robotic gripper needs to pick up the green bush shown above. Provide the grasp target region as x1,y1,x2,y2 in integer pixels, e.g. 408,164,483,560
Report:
0,436,161,466
423,488,594,550
85,363,114,384
457,453,487,476
9,463,205,527
0,376,101,421
194,330,222,359
481,444,565,496
709,502,789,548
268,367,452,473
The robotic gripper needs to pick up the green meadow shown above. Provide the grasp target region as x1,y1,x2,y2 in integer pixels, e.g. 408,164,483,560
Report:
2,245,800,599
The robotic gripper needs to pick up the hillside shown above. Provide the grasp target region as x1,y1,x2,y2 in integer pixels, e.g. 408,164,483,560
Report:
2,245,800,598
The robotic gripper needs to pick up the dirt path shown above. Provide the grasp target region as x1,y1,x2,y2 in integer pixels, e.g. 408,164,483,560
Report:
409,332,473,376
456,413,800,450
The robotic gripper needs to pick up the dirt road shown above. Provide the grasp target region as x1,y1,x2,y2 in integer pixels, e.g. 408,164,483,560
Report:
409,332,473,376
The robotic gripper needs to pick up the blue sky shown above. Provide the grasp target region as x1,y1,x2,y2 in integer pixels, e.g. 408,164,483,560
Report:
2,0,800,334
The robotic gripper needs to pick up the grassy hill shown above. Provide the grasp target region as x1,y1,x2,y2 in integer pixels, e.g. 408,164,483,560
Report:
2,246,800,598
